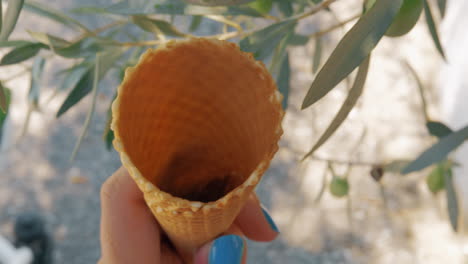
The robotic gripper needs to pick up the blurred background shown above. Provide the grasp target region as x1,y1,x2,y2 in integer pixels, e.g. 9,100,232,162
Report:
1,0,468,263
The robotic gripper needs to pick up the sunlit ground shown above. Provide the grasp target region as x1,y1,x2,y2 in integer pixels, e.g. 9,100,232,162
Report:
1,0,467,263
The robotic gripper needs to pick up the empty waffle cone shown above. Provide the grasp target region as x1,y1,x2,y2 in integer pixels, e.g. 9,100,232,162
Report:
111,38,283,263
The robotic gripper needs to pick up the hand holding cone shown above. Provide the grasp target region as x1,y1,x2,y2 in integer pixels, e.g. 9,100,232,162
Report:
111,38,283,263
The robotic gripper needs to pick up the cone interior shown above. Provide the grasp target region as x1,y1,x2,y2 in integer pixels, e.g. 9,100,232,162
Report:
116,40,280,203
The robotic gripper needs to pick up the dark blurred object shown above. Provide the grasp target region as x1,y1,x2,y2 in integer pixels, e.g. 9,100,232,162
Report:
13,213,53,264
370,166,384,182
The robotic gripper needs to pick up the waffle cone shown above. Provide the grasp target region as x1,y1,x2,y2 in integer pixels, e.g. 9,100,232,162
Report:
111,38,283,263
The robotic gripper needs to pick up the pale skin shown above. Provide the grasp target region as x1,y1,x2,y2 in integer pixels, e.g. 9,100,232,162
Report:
99,167,278,264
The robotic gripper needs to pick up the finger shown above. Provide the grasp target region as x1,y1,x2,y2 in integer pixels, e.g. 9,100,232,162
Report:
234,193,279,242
160,237,184,264
100,167,163,264
224,225,247,264
160,247,183,264
193,225,247,264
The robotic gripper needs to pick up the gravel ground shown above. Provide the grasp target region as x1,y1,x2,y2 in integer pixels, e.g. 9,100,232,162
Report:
0,1,466,264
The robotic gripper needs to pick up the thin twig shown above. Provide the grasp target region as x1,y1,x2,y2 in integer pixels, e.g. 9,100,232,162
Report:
117,39,162,47
283,144,379,166
116,29,244,47
404,60,430,122
263,14,280,22
72,20,128,43
328,7,347,35
312,155,378,166
210,30,245,40
205,15,243,33
111,9,357,48
293,0,340,21
328,162,337,176
153,26,167,42
343,164,352,179
70,54,101,161
314,163,329,204
309,13,361,38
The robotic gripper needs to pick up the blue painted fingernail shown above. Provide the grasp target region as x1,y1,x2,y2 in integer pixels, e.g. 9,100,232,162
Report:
261,207,279,233
209,234,244,264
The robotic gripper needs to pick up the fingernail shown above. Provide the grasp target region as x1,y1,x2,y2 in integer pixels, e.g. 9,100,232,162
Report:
209,234,244,264
261,206,279,233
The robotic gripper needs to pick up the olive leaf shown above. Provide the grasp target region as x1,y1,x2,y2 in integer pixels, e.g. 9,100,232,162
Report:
0,0,24,41
0,82,7,113
276,52,290,110
72,2,147,16
153,0,263,16
0,85,11,144
77,0,261,16
301,0,403,109
383,160,411,173
248,0,273,14
58,63,91,91
29,57,45,107
103,93,116,151
56,68,93,117
405,61,429,121
274,0,293,17
189,15,203,32
270,32,292,74
55,38,104,58
24,0,88,31
104,116,114,150
402,125,468,174
0,40,34,47
288,34,309,46
437,0,446,18
426,121,452,138
423,0,445,59
132,15,187,37
303,56,370,160
70,53,103,160
312,37,322,73
444,164,459,232
0,1,3,34
27,31,70,49
240,19,297,60
56,49,123,117
0,42,45,65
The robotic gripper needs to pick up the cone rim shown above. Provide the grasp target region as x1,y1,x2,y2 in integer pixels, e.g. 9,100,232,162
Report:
111,38,284,213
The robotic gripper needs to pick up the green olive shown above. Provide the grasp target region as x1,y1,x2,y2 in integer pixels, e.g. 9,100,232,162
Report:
426,164,445,194
329,177,349,198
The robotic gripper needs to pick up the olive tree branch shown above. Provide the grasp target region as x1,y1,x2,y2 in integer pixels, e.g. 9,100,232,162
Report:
309,13,361,38
293,0,340,20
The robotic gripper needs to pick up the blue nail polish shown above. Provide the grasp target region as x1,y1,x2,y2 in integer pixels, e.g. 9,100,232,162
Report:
209,235,244,264
261,207,279,233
